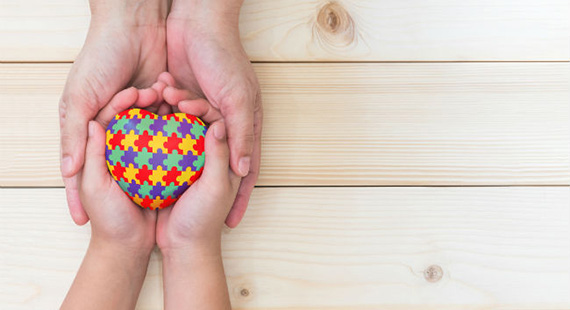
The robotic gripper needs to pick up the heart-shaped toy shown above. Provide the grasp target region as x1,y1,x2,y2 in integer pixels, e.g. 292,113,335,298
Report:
105,108,206,209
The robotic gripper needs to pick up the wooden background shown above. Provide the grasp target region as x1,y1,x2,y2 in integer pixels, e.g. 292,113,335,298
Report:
1,0,569,309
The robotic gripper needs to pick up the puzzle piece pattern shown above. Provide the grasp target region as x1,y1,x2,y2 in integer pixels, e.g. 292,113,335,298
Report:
105,108,206,209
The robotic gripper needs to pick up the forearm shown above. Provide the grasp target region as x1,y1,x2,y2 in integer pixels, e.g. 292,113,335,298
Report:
162,242,231,310
61,238,152,310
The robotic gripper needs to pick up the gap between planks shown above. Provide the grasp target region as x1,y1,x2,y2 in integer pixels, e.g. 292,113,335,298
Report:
1,187,569,309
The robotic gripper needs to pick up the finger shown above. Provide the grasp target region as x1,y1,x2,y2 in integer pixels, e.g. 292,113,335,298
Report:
163,86,200,105
63,175,89,225
158,72,176,87
225,108,262,227
200,121,231,183
157,103,172,116
59,97,92,178
220,91,257,177
178,99,222,123
135,87,159,108
83,121,111,183
151,81,167,103
94,87,139,129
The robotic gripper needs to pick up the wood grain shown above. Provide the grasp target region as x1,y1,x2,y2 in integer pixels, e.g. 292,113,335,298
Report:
1,187,569,309
1,0,569,61
1,63,568,186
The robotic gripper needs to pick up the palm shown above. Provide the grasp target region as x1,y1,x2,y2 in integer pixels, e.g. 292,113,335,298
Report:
156,180,223,248
64,24,166,114
92,181,157,243
166,20,256,109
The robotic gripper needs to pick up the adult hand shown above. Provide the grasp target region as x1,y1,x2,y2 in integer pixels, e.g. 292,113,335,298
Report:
59,0,168,225
166,0,263,228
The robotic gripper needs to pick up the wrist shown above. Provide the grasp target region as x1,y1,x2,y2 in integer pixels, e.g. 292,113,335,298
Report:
90,235,154,263
168,0,243,30
160,238,221,262
90,0,168,27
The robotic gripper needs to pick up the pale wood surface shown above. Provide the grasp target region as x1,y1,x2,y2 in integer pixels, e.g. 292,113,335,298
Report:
2,1,569,309
1,63,569,187
1,0,569,62
1,187,569,309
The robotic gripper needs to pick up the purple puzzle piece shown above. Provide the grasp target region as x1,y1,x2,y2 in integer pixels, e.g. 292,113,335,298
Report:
172,182,189,197
150,149,168,169
149,119,167,135
121,147,139,168
123,118,141,135
105,147,114,165
178,153,199,170
178,121,193,138
107,117,119,133
127,180,141,198
150,182,166,199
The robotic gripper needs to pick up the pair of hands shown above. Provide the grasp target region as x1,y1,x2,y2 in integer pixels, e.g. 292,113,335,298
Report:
62,74,238,309
80,73,241,256
59,0,262,232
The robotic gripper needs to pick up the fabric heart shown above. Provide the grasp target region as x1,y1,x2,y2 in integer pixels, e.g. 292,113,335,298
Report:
105,108,206,209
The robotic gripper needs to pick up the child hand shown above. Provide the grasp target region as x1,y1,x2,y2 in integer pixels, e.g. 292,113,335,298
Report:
78,85,166,252
156,120,240,253
154,120,239,310
154,73,240,252
62,85,167,310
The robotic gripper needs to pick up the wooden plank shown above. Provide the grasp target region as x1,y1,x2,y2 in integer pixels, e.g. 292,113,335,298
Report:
0,0,569,61
1,63,569,186
0,187,569,309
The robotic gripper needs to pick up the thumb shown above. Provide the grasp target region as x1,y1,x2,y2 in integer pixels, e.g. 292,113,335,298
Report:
199,121,232,184
83,121,110,183
222,98,255,178
60,98,91,178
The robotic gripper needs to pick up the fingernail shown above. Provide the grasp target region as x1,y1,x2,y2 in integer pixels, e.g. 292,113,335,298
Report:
238,156,251,176
214,123,226,140
62,156,73,176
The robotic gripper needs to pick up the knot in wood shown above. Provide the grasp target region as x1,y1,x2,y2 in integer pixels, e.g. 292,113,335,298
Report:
424,265,444,283
315,2,355,48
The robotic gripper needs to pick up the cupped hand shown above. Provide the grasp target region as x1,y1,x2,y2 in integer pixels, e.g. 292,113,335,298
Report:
60,11,167,225
166,9,262,228
78,88,163,251
156,120,241,252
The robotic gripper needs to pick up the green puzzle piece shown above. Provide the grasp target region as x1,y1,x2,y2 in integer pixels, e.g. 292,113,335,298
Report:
134,151,154,169
109,147,125,165
112,118,130,133
136,118,155,135
138,183,153,197
116,179,130,193
163,119,181,136
193,153,205,170
190,124,206,138
161,184,179,198
164,151,184,170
